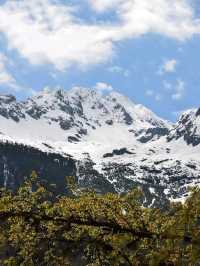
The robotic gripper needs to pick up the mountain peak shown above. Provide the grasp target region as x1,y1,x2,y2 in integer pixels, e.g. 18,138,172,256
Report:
0,94,16,104
0,87,200,207
196,108,200,117
69,86,96,95
0,86,172,146
168,107,200,146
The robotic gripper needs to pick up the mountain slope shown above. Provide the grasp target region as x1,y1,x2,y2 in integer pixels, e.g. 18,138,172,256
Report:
168,108,200,146
0,88,199,207
0,88,170,143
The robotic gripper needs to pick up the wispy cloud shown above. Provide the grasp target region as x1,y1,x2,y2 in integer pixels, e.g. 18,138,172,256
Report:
0,53,36,95
158,59,178,75
0,1,114,71
108,65,130,77
94,82,113,92
145,89,162,102
163,80,173,91
145,89,154,96
146,78,186,102
0,0,199,71
0,53,18,89
155,94,163,102
89,0,200,41
89,0,122,12
172,79,185,101
163,59,177,73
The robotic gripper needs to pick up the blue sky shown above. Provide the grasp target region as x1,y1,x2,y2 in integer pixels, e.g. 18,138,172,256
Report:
0,0,200,121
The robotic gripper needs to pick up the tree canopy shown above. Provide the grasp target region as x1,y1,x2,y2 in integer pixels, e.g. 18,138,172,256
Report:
0,173,200,265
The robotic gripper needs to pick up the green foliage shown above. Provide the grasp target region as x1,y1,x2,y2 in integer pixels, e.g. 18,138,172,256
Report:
0,175,200,265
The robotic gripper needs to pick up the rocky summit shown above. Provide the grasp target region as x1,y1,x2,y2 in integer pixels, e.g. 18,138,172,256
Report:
0,87,200,207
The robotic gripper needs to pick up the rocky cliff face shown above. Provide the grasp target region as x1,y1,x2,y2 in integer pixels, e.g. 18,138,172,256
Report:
0,88,199,207
167,108,200,146
0,142,76,194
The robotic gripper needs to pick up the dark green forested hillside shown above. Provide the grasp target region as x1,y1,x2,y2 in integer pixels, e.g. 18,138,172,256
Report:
0,173,200,266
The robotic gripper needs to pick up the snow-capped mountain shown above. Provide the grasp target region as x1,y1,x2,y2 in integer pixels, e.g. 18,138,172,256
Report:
168,108,200,146
0,87,199,207
0,87,170,147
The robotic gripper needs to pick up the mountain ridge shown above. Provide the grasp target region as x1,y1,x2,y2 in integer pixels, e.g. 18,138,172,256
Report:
0,87,199,207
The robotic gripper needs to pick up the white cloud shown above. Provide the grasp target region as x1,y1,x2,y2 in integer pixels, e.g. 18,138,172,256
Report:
108,66,122,73
0,0,114,71
172,79,185,100
94,82,113,92
90,0,200,41
158,59,178,75
0,53,17,88
146,79,186,102
145,89,154,96
89,0,122,12
145,89,163,101
155,94,162,101
163,59,177,73
0,0,199,71
123,70,130,77
163,80,172,91
108,65,131,77
0,53,35,94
